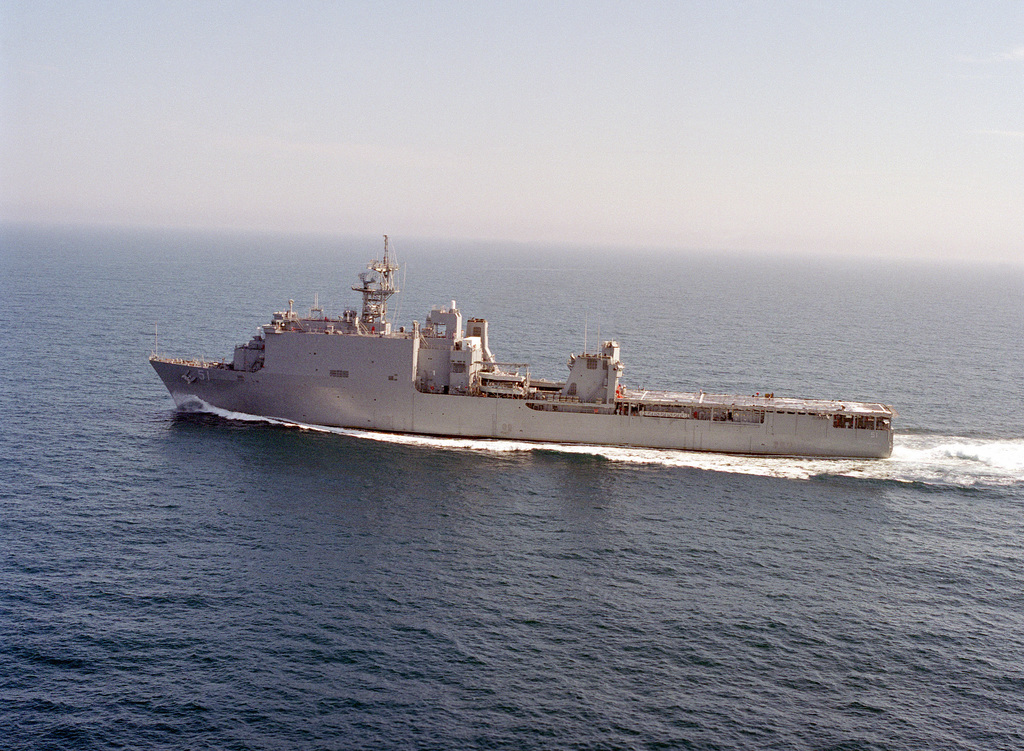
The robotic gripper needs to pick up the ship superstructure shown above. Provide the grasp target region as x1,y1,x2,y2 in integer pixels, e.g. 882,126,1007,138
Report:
151,237,896,458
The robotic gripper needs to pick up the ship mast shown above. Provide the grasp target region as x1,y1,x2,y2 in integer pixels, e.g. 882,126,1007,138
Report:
353,235,400,330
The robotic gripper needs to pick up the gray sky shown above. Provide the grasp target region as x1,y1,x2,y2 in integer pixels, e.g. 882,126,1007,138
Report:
2,1,1022,260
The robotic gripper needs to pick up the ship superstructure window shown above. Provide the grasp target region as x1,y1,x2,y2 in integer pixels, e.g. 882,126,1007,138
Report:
452,363,466,373
330,370,349,378
587,359,598,370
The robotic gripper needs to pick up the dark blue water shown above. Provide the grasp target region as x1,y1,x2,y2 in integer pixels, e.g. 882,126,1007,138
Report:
2,226,1023,750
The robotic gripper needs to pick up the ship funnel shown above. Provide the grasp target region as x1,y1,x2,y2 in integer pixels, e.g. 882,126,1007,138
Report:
466,318,494,362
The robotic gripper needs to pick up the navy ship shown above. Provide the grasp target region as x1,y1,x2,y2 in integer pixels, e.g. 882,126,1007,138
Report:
151,237,896,458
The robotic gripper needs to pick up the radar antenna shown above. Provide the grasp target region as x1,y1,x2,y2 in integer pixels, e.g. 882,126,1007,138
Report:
353,235,400,330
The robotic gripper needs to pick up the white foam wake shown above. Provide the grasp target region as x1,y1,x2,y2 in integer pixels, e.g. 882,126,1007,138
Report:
882,435,1024,488
178,400,1023,489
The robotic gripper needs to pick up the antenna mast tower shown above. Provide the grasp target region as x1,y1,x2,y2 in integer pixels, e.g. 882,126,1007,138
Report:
353,235,400,330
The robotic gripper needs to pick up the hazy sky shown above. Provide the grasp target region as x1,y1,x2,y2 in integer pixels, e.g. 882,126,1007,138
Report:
2,1,1022,259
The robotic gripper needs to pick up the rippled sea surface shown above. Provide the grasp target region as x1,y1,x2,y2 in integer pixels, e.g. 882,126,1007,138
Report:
2,227,1022,750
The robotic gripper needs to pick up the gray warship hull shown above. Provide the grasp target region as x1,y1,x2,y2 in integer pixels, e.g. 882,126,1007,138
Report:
151,357,893,457
151,238,896,458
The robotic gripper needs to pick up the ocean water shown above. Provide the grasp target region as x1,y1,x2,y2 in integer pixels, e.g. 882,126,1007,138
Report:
1,226,1022,750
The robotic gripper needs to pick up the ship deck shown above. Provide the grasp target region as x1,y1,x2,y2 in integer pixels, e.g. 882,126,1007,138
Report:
150,355,228,368
619,388,896,417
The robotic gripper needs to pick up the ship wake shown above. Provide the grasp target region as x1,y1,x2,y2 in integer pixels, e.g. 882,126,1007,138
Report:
175,400,1023,490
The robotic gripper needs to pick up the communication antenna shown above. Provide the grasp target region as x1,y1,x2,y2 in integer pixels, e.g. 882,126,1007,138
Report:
395,261,407,325
393,259,408,327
